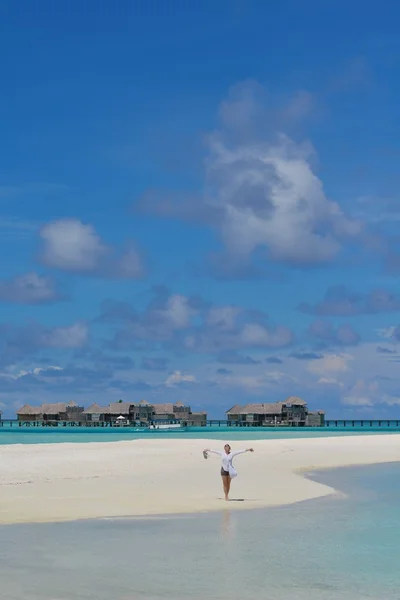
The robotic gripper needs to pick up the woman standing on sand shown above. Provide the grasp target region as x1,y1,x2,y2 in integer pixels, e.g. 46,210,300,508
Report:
203,444,254,501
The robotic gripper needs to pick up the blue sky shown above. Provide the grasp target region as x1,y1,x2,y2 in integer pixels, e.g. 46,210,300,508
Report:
1,0,400,418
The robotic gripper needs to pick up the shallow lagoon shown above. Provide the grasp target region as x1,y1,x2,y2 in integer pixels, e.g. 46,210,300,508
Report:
0,463,399,599
1,424,400,445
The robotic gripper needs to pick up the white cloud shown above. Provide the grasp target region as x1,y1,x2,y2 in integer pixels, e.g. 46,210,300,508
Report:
226,375,267,390
342,379,400,407
205,305,241,330
183,321,293,354
0,365,63,381
18,366,62,379
376,326,398,339
29,366,62,376
342,379,379,406
112,242,144,279
264,370,297,383
203,304,293,349
203,83,362,266
0,272,62,304
381,395,400,406
343,395,374,407
239,323,293,347
40,219,106,271
105,293,199,346
139,82,363,272
156,295,195,329
164,370,196,387
308,353,353,375
39,218,143,278
40,322,89,349
212,368,295,392
317,377,345,389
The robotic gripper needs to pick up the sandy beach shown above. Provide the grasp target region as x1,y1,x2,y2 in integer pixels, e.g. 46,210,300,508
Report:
0,434,399,524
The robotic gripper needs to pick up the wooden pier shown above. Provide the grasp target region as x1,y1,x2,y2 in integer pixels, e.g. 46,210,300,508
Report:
0,419,117,428
0,419,234,428
325,419,400,428
0,419,307,428
1,419,400,429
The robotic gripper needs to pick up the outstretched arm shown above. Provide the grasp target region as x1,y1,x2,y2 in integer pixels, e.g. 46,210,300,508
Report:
231,448,254,457
203,449,222,456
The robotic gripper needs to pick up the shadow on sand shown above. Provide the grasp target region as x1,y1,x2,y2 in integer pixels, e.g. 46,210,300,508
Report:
217,497,261,502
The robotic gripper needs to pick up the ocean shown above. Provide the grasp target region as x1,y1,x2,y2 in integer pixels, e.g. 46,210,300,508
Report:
0,463,399,599
1,424,400,445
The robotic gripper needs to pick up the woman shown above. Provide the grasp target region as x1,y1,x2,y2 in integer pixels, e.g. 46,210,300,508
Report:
203,444,254,501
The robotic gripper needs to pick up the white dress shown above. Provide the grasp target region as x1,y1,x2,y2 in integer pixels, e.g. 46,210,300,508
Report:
207,449,247,477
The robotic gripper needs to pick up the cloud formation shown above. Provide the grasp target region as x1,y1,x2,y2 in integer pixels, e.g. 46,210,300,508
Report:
216,351,262,364
141,357,169,371
290,351,323,360
164,370,196,387
212,367,297,394
299,286,400,316
0,321,89,365
0,272,64,304
265,356,283,364
3,365,63,381
138,81,363,274
39,219,144,279
99,289,203,347
309,320,360,347
308,353,352,375
100,287,293,355
342,379,400,408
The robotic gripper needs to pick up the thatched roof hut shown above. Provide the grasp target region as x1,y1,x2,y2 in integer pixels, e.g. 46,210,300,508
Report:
17,404,43,416
284,396,307,406
41,401,78,414
242,402,286,415
83,403,109,415
226,404,243,415
108,402,131,415
152,403,175,415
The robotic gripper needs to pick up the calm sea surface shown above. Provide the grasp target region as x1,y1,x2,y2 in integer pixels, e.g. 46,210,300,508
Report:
0,463,399,599
1,424,400,444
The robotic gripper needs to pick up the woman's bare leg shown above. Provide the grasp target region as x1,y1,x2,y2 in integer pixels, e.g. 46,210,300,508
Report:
221,476,230,500
227,476,231,497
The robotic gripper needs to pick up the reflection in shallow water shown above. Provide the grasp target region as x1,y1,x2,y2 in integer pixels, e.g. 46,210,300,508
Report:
221,510,236,541
0,464,399,599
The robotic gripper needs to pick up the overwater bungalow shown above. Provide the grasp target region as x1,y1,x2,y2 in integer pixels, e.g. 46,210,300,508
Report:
108,401,153,423
152,402,190,422
15,400,208,427
226,397,324,427
184,411,207,426
17,405,43,422
82,404,109,422
42,402,84,422
17,402,84,423
151,402,206,425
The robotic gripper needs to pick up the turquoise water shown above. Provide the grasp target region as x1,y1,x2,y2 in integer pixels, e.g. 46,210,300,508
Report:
0,463,399,599
1,425,400,444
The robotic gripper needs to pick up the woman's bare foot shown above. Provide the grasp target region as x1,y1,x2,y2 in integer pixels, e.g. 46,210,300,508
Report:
225,495,229,501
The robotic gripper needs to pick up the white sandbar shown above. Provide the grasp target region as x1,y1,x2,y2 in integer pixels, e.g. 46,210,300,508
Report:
0,434,399,524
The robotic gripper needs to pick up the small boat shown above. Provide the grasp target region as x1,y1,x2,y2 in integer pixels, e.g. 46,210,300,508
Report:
148,423,182,430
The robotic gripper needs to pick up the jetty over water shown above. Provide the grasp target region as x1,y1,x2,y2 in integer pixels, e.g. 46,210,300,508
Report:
1,418,400,429
325,419,400,428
